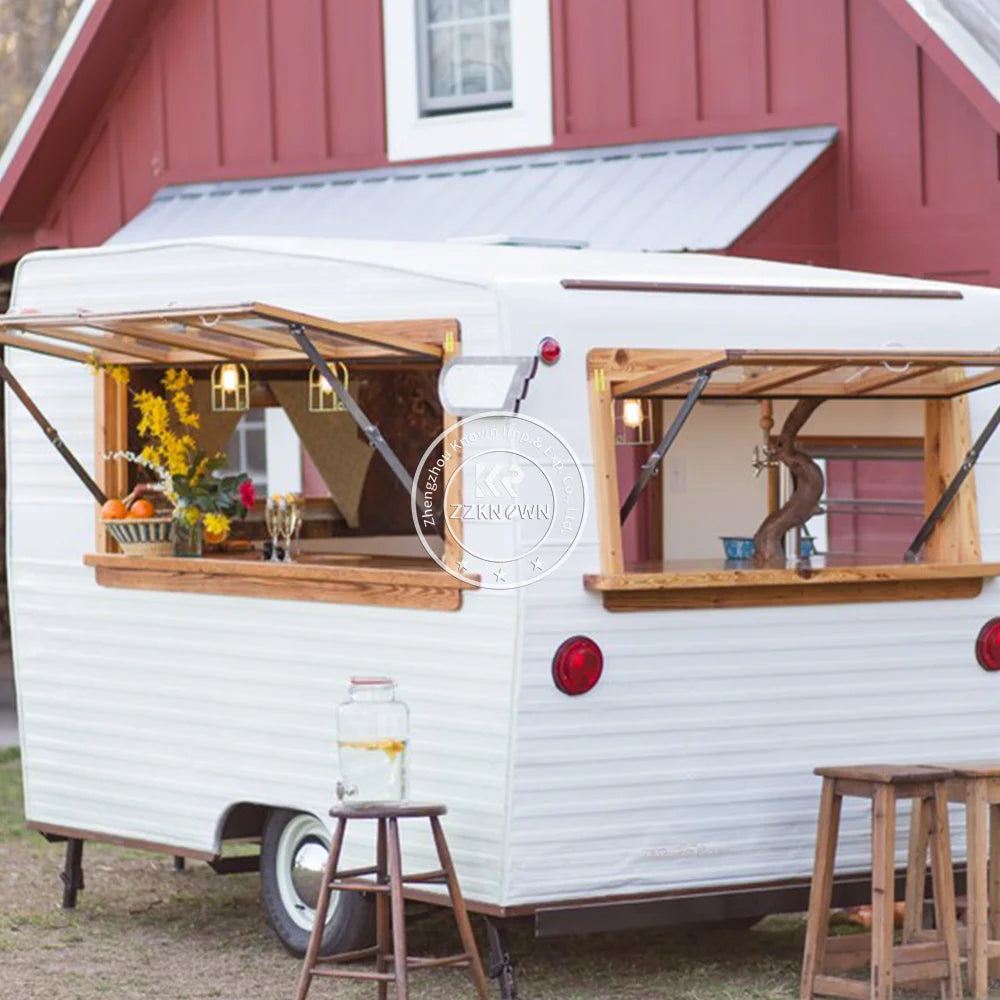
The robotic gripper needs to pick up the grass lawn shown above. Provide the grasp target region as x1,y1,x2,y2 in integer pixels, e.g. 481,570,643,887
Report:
0,748,806,998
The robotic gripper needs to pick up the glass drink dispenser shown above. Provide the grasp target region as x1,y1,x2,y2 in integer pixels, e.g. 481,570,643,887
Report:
336,677,409,804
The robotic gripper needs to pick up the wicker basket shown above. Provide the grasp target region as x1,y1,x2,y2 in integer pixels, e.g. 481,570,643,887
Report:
105,517,173,557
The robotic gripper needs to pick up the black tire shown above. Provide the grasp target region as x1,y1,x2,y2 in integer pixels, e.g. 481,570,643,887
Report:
260,808,375,957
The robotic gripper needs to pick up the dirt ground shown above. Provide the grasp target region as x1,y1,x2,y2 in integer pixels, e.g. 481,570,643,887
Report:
0,749,806,999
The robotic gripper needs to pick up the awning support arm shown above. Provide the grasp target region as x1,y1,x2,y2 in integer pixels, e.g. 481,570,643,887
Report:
904,400,1000,562
0,359,107,505
286,323,414,495
620,370,711,525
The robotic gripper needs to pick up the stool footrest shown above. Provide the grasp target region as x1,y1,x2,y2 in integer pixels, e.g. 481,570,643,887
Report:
401,868,448,884
405,953,471,969
812,973,871,999
329,878,389,894
314,945,380,965
311,967,394,983
331,865,378,880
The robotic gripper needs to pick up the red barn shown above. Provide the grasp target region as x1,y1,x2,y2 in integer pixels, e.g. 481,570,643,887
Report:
0,0,998,561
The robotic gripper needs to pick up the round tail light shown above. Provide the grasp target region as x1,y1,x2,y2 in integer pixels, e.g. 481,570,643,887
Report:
538,336,561,365
976,618,1000,671
552,635,603,695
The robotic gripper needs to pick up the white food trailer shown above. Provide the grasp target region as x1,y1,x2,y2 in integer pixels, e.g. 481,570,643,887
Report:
5,237,1000,983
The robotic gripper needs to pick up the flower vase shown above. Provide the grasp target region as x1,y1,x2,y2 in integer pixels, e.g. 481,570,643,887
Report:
172,514,203,557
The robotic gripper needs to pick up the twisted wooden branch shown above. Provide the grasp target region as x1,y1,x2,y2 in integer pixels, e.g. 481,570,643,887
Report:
752,398,826,565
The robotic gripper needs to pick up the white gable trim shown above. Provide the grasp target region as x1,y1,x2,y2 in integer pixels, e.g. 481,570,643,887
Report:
0,0,101,186
903,0,1000,107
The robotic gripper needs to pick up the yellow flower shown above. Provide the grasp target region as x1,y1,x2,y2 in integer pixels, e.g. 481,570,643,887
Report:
163,368,193,393
203,512,230,536
107,365,131,386
182,506,201,526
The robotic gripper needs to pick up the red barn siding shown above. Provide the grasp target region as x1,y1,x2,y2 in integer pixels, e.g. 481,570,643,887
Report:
696,0,768,121
39,0,388,249
10,0,1000,293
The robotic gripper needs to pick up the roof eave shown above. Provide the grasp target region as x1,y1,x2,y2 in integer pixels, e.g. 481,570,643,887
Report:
877,0,1000,133
0,0,159,236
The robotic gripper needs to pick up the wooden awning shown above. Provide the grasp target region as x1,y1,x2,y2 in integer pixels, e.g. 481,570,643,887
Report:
0,302,447,366
593,349,1000,399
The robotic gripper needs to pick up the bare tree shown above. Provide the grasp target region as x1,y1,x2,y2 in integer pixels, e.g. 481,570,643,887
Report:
0,0,81,155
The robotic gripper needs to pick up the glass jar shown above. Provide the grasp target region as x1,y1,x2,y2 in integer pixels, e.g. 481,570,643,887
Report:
172,509,203,557
336,678,409,805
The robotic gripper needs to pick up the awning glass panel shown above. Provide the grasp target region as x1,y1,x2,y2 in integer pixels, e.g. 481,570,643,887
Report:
0,302,446,366
603,349,1000,399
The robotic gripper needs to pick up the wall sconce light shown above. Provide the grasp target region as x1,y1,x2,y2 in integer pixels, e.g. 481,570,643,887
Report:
211,363,250,412
309,363,350,413
615,397,653,446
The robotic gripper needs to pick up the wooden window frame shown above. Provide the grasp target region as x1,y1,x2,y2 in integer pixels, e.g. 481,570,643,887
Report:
585,349,1000,611
79,315,472,611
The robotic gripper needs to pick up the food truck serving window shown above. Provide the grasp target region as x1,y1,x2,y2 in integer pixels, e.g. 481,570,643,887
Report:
585,347,1000,611
0,303,475,611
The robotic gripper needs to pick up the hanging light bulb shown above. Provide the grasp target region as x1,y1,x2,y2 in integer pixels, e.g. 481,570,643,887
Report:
621,398,644,429
309,363,350,412
615,396,652,446
211,363,250,412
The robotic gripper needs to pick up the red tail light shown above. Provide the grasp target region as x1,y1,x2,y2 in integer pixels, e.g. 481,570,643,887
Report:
552,636,603,695
976,618,1000,671
539,336,561,365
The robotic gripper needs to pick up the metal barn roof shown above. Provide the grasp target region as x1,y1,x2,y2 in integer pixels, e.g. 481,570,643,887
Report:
110,126,836,253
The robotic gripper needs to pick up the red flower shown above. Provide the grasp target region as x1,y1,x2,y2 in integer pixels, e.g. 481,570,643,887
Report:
238,479,257,510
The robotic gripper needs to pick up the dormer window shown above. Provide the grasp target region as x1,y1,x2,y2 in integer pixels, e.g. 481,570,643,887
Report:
418,0,512,115
382,0,552,161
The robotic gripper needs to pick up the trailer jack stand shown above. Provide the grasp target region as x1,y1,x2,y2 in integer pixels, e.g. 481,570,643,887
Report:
485,917,517,999
60,839,85,909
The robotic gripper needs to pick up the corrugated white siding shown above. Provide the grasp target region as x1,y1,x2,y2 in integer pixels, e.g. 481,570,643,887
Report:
7,242,517,904
503,279,1000,906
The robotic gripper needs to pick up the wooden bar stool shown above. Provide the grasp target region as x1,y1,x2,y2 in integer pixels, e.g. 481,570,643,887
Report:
908,761,1000,1000
295,802,490,1000
800,764,962,1000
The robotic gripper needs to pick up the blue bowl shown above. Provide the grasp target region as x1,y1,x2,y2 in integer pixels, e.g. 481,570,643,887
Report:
720,536,755,560
720,536,817,560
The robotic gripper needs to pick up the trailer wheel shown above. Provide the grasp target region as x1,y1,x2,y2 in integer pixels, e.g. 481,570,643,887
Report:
260,809,375,957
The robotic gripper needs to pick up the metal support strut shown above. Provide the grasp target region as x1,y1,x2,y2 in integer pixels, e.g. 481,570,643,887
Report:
61,838,85,909
0,359,107,505
286,324,414,494
620,370,712,525
485,917,518,1000
904,399,1000,562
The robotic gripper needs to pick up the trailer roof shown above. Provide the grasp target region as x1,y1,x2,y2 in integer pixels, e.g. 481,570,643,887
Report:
11,234,992,298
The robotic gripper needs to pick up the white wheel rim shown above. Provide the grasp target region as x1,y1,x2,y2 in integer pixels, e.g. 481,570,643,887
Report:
274,814,339,933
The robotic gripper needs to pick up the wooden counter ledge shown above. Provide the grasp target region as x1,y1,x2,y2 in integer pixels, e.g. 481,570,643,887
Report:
84,551,477,611
584,557,1000,611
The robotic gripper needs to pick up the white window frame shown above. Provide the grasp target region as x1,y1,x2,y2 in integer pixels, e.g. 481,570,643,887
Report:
416,0,513,116
382,0,553,161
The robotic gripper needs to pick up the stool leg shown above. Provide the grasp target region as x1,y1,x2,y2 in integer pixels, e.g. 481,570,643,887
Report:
966,781,990,1000
375,818,390,1000
295,817,347,1000
870,784,896,1000
903,795,930,942
386,817,410,1000
801,779,842,1000
990,803,1000,980
929,784,962,1000
429,815,491,1000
